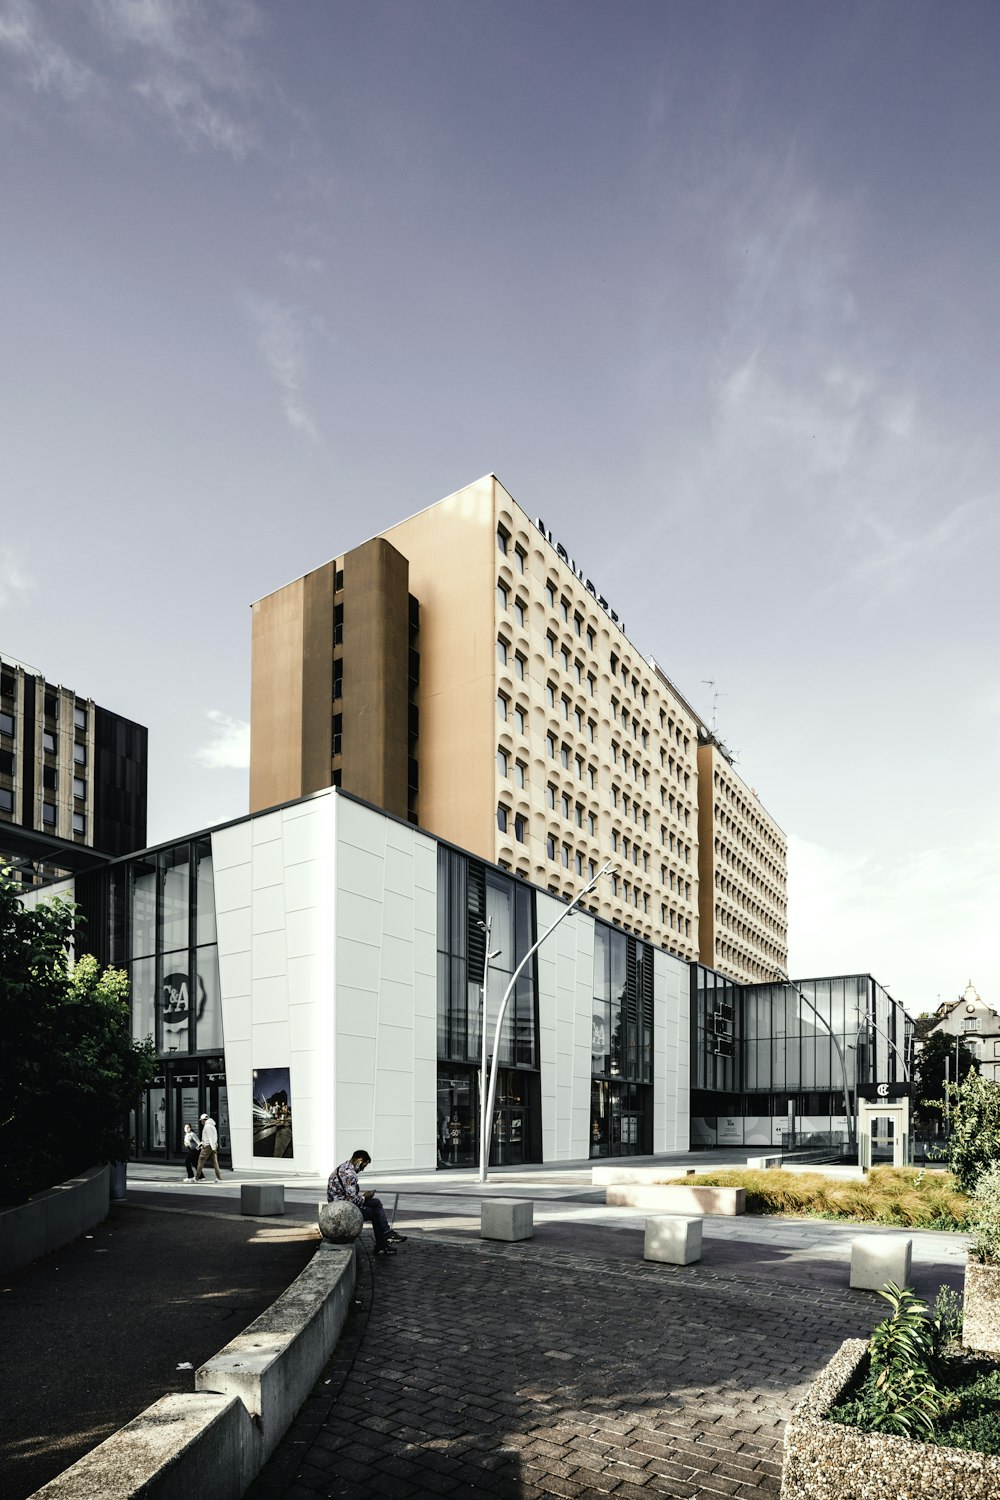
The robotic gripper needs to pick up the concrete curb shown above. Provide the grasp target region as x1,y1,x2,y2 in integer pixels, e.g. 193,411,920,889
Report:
29,1239,357,1498
0,1165,110,1276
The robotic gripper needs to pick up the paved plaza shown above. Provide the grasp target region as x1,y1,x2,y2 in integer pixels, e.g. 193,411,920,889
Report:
1,1161,972,1500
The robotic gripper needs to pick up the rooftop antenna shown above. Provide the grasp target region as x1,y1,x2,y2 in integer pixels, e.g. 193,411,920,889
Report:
701,679,727,736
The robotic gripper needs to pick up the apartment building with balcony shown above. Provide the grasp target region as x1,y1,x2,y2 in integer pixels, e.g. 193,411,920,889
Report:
0,651,147,883
249,474,787,982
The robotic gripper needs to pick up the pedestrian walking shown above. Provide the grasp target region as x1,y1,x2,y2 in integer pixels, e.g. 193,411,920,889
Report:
194,1113,222,1181
182,1122,200,1181
327,1149,405,1255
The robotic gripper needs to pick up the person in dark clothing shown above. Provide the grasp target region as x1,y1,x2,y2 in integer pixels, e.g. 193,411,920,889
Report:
327,1149,406,1255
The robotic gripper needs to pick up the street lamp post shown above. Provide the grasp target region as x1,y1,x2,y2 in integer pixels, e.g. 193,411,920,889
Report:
476,916,501,1182
479,861,613,1184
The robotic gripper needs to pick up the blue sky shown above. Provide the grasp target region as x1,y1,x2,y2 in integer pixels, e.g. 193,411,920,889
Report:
2,0,997,1015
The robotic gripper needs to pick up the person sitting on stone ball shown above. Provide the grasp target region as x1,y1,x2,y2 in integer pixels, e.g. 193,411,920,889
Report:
327,1149,406,1256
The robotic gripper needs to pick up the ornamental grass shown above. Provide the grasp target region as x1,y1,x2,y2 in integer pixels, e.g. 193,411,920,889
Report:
663,1166,970,1229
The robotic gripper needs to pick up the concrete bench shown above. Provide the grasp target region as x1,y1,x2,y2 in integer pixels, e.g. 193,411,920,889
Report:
644,1215,702,1265
481,1198,533,1242
850,1234,912,1291
606,1184,745,1216
240,1184,285,1217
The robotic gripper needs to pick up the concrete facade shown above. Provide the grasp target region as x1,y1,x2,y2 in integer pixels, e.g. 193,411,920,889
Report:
247,474,787,985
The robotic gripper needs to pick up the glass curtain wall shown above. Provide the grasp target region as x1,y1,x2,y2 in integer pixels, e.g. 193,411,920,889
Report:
436,846,540,1168
123,835,226,1161
590,921,654,1157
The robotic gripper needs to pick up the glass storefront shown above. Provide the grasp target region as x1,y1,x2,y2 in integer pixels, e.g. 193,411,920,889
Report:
101,835,229,1164
590,921,653,1156
436,846,541,1167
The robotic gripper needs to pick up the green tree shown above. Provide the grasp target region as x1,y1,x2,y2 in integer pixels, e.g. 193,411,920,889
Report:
946,1071,1000,1193
0,868,156,1207
913,1030,978,1131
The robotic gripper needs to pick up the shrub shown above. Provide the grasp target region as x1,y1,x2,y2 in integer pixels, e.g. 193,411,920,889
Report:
830,1283,959,1440
969,1164,1000,1265
947,1071,1000,1192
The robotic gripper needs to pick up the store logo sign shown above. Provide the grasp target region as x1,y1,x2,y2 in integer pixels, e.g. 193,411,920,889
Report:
534,518,623,632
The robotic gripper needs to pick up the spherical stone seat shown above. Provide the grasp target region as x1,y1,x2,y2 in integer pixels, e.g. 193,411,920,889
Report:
318,1200,363,1243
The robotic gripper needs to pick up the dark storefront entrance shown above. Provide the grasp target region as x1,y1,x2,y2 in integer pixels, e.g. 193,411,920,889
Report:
135,1056,230,1164
437,1065,540,1169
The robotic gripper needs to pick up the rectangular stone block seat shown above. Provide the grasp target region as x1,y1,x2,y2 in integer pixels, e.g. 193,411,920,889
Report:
850,1233,911,1290
644,1215,702,1265
481,1198,533,1242
241,1183,285,1217
605,1184,744,1215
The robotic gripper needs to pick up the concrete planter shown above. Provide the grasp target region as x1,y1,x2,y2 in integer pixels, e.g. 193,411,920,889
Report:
780,1337,1000,1499
964,1257,1000,1357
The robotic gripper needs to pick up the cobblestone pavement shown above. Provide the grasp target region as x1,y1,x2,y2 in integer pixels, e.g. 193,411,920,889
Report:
248,1236,883,1500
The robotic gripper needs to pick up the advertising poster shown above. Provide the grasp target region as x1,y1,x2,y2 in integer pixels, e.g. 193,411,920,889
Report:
717,1115,743,1145
252,1067,293,1158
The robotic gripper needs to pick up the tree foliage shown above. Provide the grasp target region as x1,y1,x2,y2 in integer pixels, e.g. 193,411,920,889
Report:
946,1070,1000,1194
0,868,157,1207
913,1030,978,1129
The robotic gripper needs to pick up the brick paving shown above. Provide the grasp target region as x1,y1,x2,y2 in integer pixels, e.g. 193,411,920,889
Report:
248,1237,883,1500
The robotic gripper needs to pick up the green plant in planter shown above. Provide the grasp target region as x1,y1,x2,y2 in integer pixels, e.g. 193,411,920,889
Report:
969,1164,1000,1265
831,1283,960,1440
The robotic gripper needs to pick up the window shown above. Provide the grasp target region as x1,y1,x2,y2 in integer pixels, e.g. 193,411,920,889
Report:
588,765,597,788
588,812,597,836
546,783,556,809
575,852,584,874
574,803,584,827
72,811,85,834
587,627,595,650
43,731,56,754
497,637,508,665
561,645,571,671
560,744,570,769
73,776,85,799
515,759,527,789
514,814,526,843
497,748,509,778
561,792,571,819
497,581,509,611
546,632,556,657
546,682,556,707
561,695,571,721
73,743,86,765
587,672,596,696
0,711,12,737
42,802,56,825
514,705,527,735
587,719,595,742
546,581,557,607
546,733,556,758
497,525,510,555
561,844,570,868
546,834,557,860
497,805,509,833
560,597,569,622
513,597,527,627
514,545,527,574
574,613,583,637
496,692,509,722
963,1018,982,1032
514,651,526,681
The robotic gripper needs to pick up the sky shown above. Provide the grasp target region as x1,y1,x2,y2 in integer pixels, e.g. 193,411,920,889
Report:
2,0,998,1018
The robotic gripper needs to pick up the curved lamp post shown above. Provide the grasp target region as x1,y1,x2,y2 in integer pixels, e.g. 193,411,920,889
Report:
479,861,613,1184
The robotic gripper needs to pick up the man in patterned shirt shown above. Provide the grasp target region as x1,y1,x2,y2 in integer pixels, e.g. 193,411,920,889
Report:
327,1149,406,1256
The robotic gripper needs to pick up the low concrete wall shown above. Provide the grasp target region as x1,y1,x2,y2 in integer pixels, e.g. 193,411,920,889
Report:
28,1239,356,1497
31,1393,254,1500
0,1165,110,1277
606,1184,745,1215
781,1337,1000,1499
197,1240,356,1464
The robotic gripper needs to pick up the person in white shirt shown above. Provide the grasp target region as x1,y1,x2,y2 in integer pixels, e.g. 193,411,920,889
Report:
194,1113,222,1181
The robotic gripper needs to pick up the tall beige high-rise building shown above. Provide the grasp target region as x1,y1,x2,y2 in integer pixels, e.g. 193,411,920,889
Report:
250,474,787,978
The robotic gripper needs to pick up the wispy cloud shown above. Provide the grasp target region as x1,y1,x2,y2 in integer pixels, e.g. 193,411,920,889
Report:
788,833,1000,1013
0,0,95,100
239,290,321,441
281,250,326,277
0,0,261,156
192,710,249,770
0,547,34,608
